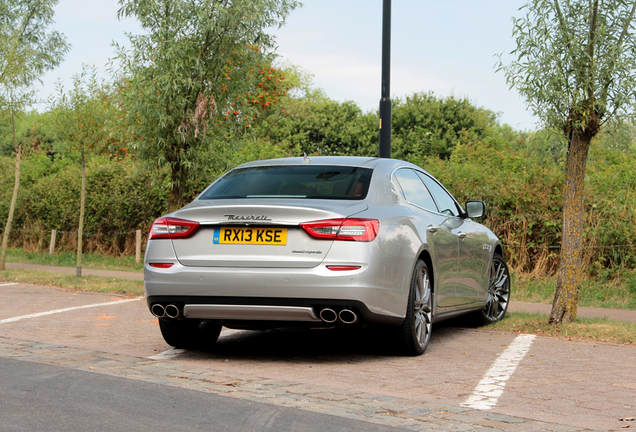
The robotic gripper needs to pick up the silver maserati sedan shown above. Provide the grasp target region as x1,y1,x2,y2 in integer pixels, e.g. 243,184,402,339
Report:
144,156,510,355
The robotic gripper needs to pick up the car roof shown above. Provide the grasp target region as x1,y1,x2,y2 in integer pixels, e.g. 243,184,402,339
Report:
236,156,385,169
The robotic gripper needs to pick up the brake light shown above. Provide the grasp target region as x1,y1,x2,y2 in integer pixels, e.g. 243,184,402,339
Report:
149,217,200,239
300,218,379,242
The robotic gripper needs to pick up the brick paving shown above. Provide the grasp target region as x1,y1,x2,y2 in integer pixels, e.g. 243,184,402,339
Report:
1,279,636,431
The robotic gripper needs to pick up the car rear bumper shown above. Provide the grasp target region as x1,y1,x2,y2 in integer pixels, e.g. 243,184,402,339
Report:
144,259,412,325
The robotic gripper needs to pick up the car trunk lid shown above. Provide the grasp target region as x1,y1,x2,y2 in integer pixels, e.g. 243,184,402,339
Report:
169,200,368,268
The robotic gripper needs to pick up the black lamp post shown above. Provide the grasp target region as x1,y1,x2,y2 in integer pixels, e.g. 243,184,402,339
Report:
378,0,391,158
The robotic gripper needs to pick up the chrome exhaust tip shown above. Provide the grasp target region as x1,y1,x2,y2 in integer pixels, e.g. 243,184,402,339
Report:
319,308,338,323
164,304,180,319
339,309,358,324
151,304,166,318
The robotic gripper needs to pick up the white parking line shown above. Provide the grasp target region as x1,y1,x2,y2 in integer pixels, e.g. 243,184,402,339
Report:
148,347,186,360
0,297,143,325
461,334,536,410
0,283,19,287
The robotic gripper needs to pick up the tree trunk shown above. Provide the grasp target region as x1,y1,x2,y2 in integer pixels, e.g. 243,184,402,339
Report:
76,147,86,277
0,108,21,271
167,157,189,213
549,131,592,324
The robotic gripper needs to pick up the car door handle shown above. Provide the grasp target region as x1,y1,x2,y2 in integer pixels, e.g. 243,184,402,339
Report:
457,232,467,240
426,225,438,234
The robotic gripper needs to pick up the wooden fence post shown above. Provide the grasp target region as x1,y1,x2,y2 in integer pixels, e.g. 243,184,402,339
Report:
49,230,56,255
135,229,142,264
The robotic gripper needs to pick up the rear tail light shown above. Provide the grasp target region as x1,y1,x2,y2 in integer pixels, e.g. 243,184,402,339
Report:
149,217,199,239
300,218,379,242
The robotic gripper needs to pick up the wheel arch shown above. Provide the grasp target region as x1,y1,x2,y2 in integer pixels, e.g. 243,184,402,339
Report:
416,249,435,295
494,243,504,258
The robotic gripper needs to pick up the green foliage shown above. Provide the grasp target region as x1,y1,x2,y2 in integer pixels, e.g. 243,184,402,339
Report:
501,0,636,133
270,92,499,159
0,0,69,111
49,66,125,158
391,92,498,160
0,0,70,270
414,131,566,274
585,139,636,271
513,269,636,310
1,83,634,284
115,0,299,211
0,155,167,249
403,122,636,277
500,0,636,321
0,110,58,156
271,98,377,156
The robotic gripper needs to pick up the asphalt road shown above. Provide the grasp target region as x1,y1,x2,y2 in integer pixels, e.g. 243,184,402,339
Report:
0,357,404,432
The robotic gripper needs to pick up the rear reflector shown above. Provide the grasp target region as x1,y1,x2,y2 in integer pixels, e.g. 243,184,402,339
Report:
149,263,174,268
326,265,362,271
300,218,379,242
149,217,199,239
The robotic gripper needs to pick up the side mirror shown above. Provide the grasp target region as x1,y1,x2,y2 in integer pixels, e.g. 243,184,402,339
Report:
465,200,486,220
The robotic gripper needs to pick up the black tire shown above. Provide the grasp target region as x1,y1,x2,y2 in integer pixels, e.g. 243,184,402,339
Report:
478,253,511,324
398,259,433,356
159,318,222,350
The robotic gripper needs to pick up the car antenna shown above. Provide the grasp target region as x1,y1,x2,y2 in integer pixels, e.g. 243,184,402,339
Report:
302,153,311,164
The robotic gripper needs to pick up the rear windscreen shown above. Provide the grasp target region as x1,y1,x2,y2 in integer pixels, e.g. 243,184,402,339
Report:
199,165,373,200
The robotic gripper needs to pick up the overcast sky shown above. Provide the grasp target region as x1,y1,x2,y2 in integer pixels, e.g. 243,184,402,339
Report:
35,0,539,131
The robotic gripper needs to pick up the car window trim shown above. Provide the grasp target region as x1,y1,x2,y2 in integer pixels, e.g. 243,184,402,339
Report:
392,168,455,217
413,170,467,218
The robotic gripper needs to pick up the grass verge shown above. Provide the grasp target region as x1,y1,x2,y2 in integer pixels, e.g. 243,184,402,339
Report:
4,247,143,272
511,270,636,310
486,312,636,345
0,269,144,296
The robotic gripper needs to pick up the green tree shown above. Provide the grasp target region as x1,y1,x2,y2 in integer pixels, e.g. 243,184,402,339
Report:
500,0,636,323
49,67,121,276
271,97,377,156
391,92,498,160
0,0,68,270
115,0,299,212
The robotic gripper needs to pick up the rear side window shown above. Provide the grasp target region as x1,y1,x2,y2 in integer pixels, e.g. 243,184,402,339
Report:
416,172,461,217
199,165,373,200
393,169,439,213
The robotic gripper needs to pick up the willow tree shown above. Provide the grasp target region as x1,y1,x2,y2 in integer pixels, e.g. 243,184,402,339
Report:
0,0,68,270
115,0,299,212
500,1,636,323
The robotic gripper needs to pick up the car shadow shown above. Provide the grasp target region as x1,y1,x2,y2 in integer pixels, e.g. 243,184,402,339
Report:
181,315,482,362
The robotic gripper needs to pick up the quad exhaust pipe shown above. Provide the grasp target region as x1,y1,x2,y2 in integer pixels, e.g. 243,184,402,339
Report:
151,304,165,318
319,308,358,324
338,309,358,324
151,304,181,319
165,304,180,319
319,308,337,323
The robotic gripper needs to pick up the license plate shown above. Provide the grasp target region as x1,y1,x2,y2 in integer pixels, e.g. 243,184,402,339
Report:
213,227,287,245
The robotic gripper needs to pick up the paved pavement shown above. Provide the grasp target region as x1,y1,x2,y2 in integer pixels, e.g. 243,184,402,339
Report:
2,265,636,431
